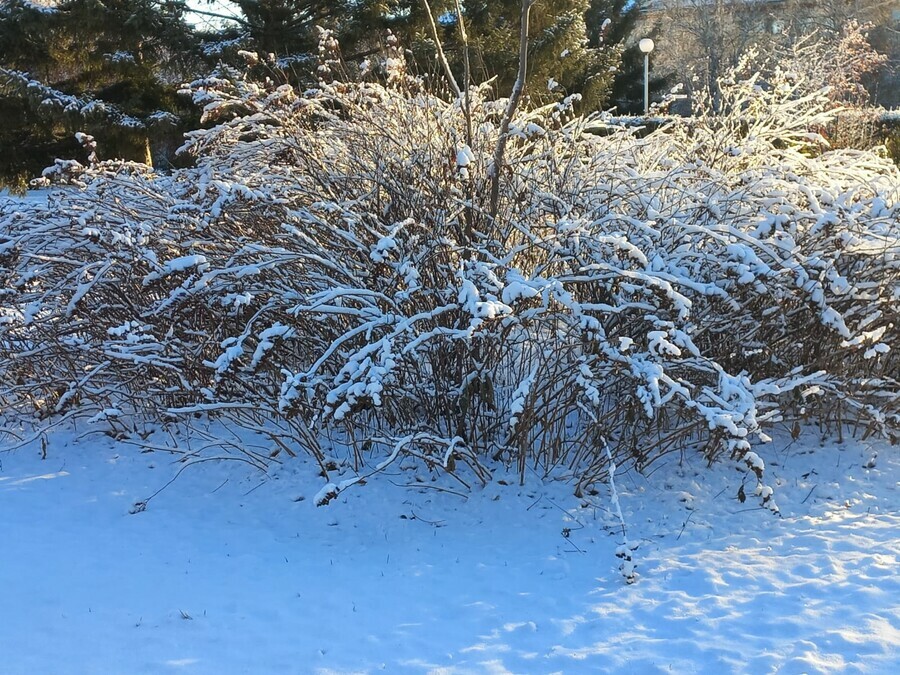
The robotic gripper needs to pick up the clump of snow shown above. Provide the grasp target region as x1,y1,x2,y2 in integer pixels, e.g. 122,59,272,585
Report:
142,255,210,286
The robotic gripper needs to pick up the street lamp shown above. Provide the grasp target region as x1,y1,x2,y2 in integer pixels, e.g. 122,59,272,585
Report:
639,38,655,116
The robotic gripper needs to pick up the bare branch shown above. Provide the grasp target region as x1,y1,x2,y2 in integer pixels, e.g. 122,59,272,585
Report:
490,0,534,220
420,0,461,99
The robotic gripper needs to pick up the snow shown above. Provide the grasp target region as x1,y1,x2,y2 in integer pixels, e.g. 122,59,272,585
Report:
0,188,51,205
508,370,537,430
143,255,211,286
2,427,898,673
8,1,57,14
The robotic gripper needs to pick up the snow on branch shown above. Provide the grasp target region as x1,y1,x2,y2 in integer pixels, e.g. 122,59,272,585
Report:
1,45,897,520
0,69,148,130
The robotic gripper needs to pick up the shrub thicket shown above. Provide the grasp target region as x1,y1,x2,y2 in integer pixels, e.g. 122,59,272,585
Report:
1,46,897,514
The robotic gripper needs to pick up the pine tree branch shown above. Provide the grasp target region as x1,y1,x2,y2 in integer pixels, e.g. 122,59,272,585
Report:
185,8,249,27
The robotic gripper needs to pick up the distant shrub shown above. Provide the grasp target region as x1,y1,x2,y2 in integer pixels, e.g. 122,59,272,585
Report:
826,110,882,152
886,129,900,166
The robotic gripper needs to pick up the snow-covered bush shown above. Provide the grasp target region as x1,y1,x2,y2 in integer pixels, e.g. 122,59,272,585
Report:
1,50,897,508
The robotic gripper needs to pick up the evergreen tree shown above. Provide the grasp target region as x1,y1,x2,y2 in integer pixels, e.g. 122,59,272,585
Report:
0,0,199,187
214,1,350,55
209,1,622,111
460,0,619,109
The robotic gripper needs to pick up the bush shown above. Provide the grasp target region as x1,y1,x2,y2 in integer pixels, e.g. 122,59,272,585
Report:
886,128,900,167
1,52,897,512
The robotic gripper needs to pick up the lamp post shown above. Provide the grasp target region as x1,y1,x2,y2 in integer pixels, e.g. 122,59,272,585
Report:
639,38,655,116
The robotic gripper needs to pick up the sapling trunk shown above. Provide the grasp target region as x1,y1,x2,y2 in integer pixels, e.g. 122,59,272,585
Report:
490,0,534,221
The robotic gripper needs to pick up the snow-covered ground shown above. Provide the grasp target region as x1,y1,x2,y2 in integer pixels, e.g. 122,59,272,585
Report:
0,188,51,204
2,426,897,674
